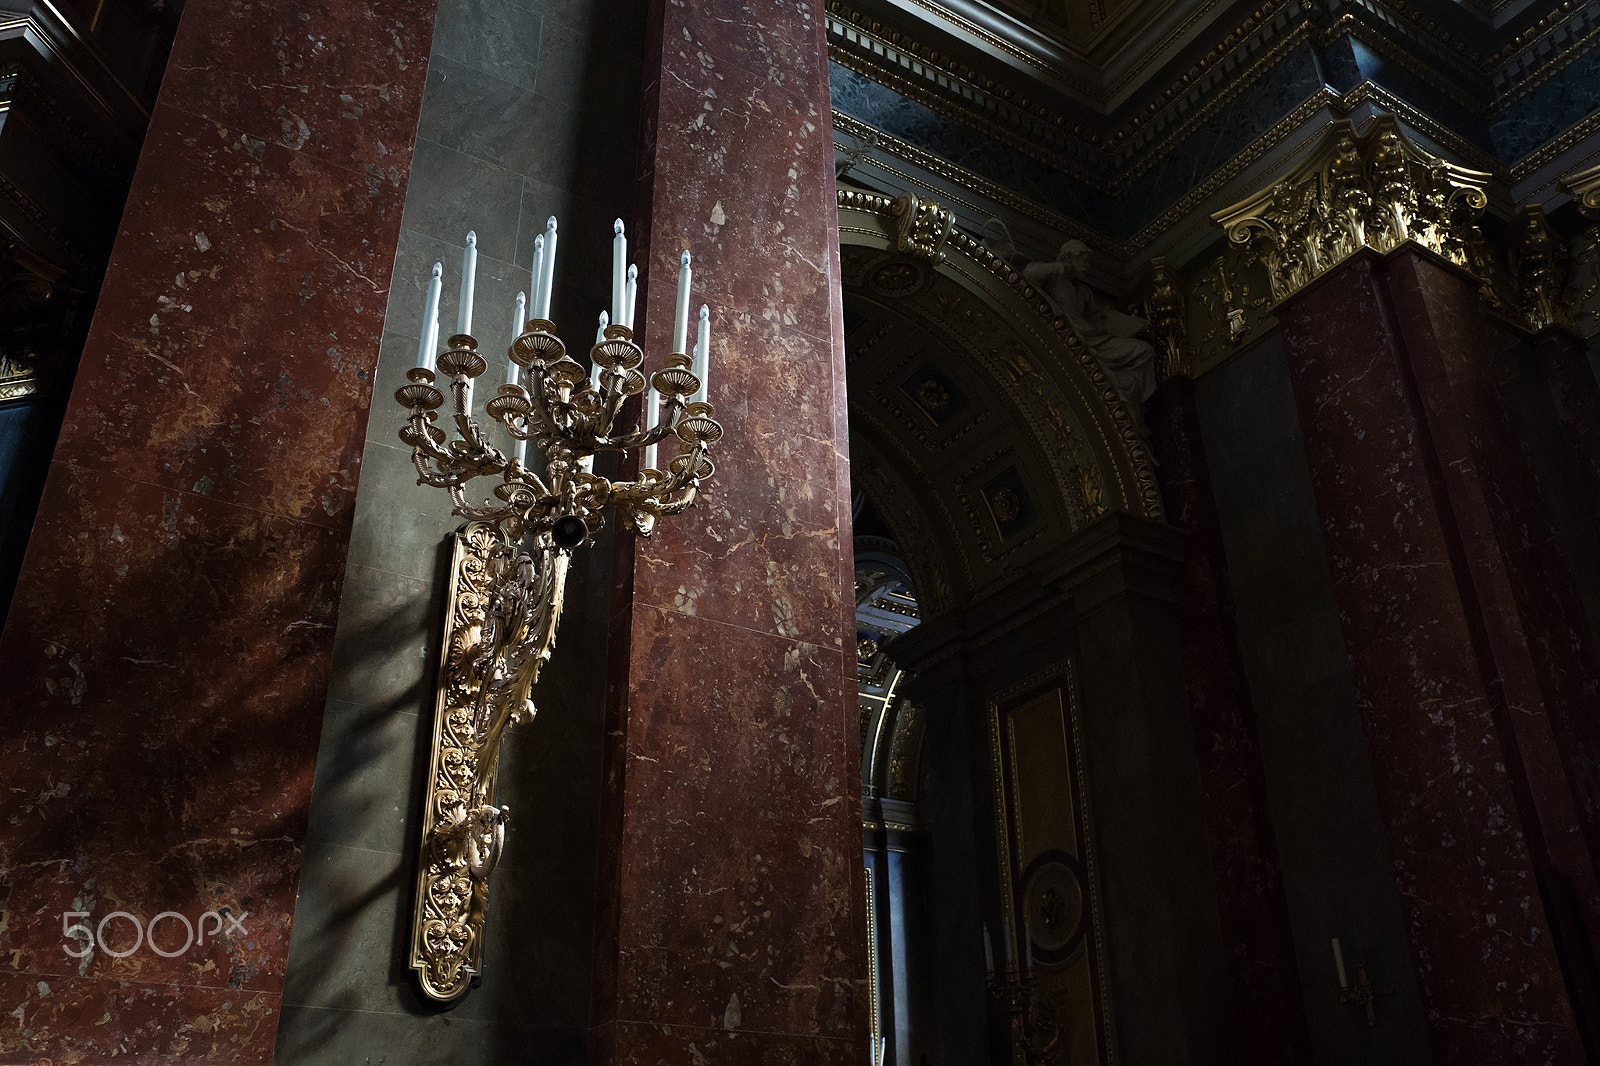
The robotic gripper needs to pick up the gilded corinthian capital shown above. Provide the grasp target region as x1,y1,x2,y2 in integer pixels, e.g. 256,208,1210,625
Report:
1213,116,1491,303
1561,163,1600,222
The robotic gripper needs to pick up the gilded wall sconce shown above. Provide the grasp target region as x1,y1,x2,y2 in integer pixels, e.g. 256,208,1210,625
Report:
395,218,722,1001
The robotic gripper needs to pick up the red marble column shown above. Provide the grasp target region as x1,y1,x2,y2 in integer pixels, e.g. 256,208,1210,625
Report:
588,1,865,1063
0,2,435,1061
1277,247,1600,1062
1148,377,1312,1064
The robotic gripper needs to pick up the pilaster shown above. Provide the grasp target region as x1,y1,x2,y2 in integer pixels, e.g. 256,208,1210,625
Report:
588,1,868,1061
0,2,438,1060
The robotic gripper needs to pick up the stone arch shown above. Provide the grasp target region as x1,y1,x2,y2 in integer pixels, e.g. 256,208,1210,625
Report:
837,189,1162,618
842,189,1186,1064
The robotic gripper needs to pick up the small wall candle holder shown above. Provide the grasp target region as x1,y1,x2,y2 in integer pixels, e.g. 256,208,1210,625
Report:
987,965,1061,1064
1340,959,1393,1029
1332,937,1393,1028
397,219,721,1001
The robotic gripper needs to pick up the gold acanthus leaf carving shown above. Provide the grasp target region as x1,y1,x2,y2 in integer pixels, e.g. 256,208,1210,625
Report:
1562,162,1600,222
1213,115,1491,305
1510,205,1575,333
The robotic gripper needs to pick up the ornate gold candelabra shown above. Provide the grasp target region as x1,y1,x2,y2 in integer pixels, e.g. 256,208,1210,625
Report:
396,285,721,1001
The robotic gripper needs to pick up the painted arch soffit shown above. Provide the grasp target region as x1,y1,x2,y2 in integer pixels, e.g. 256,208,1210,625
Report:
851,427,972,613
838,190,1163,551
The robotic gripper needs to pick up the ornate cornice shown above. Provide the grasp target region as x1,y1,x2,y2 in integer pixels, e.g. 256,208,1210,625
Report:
1511,106,1600,184
1494,17,1600,109
1492,0,1592,63
840,76,1502,269
833,110,1115,251
1214,115,1491,303
827,0,1526,238
1332,0,1492,77
1492,0,1600,93
827,37,1096,182
828,0,1317,169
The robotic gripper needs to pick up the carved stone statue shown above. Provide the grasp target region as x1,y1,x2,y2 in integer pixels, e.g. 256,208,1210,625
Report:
983,220,1158,421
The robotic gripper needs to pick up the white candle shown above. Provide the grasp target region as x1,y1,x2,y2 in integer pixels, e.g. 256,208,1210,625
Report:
535,216,558,319
416,262,443,370
512,435,526,467
424,312,439,378
591,311,608,392
692,304,710,404
611,218,626,325
672,250,692,355
507,291,526,387
643,385,660,471
624,264,638,330
456,231,478,337
1332,938,1348,989
529,235,544,319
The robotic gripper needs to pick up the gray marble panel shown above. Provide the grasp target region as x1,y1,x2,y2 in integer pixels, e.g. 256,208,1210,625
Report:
280,841,415,1017
419,56,581,189
533,15,593,108
323,565,440,712
498,727,603,881
516,180,623,332
400,138,527,263
274,1003,583,1066
530,0,597,32
388,228,534,371
430,0,545,92
344,438,461,584
303,698,429,856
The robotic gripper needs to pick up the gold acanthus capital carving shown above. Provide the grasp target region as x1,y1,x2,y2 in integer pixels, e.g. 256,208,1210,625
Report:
1562,162,1600,223
1509,205,1576,334
1213,116,1491,305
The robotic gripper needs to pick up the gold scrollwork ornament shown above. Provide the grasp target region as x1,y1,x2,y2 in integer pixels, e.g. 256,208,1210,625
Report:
890,190,956,263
